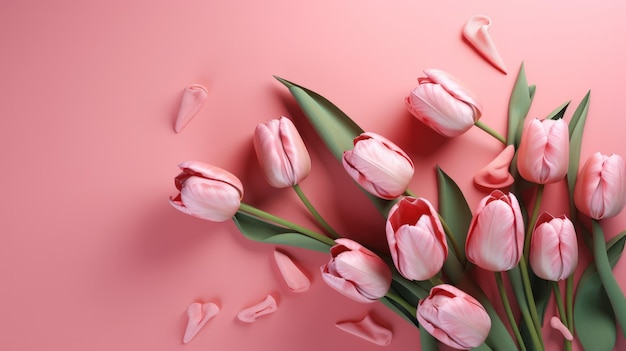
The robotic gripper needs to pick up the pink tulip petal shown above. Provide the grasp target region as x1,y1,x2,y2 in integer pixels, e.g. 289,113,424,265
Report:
550,316,574,341
177,161,244,198
237,295,278,323
321,267,375,303
175,84,208,133
474,145,515,189
274,250,311,293
423,69,483,116
335,315,393,346
462,15,508,74
183,302,220,344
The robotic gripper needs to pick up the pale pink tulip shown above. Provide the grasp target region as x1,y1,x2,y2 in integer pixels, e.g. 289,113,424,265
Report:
169,161,243,222
253,116,311,188
406,69,483,137
574,152,626,219
466,190,524,272
386,197,448,281
517,118,569,184
321,238,392,303
342,132,414,200
530,213,578,281
417,284,491,350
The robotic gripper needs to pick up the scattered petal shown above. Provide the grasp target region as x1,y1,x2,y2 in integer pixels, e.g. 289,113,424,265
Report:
237,295,278,323
175,84,208,133
274,250,311,293
183,302,220,344
474,145,515,189
336,315,393,346
462,15,508,74
550,316,574,341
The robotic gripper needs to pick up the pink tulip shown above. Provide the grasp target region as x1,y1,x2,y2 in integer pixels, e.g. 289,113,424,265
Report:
466,190,524,272
517,118,569,184
342,132,414,200
406,69,483,137
253,116,311,188
386,197,448,281
574,152,626,219
530,213,578,281
417,284,491,350
320,238,392,303
169,161,243,222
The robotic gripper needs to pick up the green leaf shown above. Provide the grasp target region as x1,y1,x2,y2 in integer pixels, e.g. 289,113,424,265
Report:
507,62,535,147
566,91,591,218
436,166,472,265
233,212,331,253
419,324,439,351
546,100,571,120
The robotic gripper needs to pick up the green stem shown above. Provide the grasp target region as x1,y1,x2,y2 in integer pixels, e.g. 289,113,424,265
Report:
495,272,527,351
507,268,544,351
439,213,467,268
238,202,336,247
475,120,507,144
292,184,340,238
552,282,572,351
524,184,545,260
385,290,417,316
519,256,545,350
565,276,574,348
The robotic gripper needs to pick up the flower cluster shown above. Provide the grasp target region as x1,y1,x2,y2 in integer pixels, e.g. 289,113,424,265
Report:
170,66,626,351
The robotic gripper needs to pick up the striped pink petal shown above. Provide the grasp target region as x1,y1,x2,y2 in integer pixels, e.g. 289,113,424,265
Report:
237,295,278,323
336,315,393,346
274,250,310,293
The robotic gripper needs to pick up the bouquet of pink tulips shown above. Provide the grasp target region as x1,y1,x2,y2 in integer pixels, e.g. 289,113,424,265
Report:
170,63,626,351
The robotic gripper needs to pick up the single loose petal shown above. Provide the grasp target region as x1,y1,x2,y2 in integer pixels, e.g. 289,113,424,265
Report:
462,15,508,74
183,302,220,344
175,84,208,133
335,315,393,346
550,316,574,341
474,145,515,189
237,295,278,323
274,250,311,293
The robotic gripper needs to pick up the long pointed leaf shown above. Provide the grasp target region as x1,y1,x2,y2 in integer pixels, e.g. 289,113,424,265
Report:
436,166,471,265
507,63,534,147
547,100,571,120
566,91,591,219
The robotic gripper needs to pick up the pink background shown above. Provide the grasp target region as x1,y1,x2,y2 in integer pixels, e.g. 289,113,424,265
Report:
2,1,626,350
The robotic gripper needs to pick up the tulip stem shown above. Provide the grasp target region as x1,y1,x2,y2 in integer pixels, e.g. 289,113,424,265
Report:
238,202,336,247
524,184,545,260
475,120,507,144
292,184,340,239
385,291,417,316
552,282,572,351
565,276,574,344
438,214,467,268
495,272,527,351
518,258,545,350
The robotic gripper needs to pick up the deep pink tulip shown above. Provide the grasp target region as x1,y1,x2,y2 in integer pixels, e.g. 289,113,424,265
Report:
342,132,414,200
417,284,491,350
466,190,524,272
386,197,448,281
530,213,578,281
253,116,311,188
169,161,243,222
574,152,626,219
517,118,569,184
406,69,483,137
320,238,392,303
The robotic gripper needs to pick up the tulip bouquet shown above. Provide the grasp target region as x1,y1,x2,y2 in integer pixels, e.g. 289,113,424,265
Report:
170,63,626,351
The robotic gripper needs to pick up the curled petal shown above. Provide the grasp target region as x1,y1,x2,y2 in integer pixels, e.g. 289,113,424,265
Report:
237,295,278,323
183,302,220,344
177,161,243,197
462,15,508,74
335,315,393,346
474,145,515,189
273,250,310,293
423,69,483,116
175,84,208,133
550,316,574,341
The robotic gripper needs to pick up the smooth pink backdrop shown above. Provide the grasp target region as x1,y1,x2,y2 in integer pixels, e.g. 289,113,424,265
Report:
1,1,625,350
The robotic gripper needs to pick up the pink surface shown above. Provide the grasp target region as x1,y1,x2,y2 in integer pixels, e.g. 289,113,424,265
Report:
1,1,626,350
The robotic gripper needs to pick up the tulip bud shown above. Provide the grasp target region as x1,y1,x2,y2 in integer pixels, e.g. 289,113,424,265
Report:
342,132,414,200
406,69,483,137
530,213,578,281
386,197,448,281
320,238,392,303
169,161,243,222
466,190,524,272
517,118,569,184
574,152,626,220
253,116,311,188
417,284,491,350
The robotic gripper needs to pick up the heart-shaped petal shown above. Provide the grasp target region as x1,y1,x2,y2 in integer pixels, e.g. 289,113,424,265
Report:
183,302,220,344
175,84,208,133
237,295,278,323
335,315,393,346
462,15,508,74
274,250,311,293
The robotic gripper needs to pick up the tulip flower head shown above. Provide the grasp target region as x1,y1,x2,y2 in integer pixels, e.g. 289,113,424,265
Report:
253,116,311,188
574,152,626,220
530,213,578,281
169,161,244,222
517,118,569,184
466,190,524,272
320,238,392,303
406,69,483,137
417,284,491,350
342,132,414,200
386,197,448,281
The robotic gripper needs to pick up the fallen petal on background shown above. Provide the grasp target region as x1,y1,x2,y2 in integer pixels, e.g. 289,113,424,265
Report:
274,250,311,293
237,295,278,323
175,84,208,133
474,144,515,189
462,15,508,74
183,302,220,344
550,316,574,341
335,315,393,346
